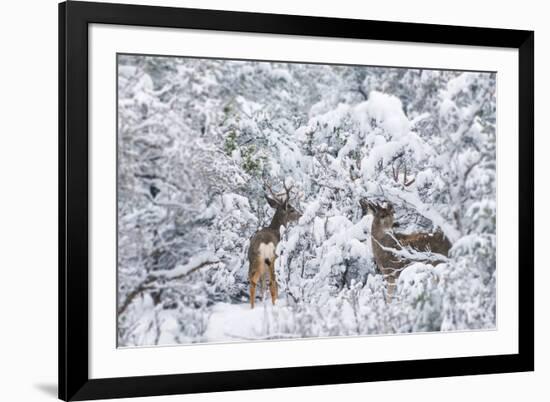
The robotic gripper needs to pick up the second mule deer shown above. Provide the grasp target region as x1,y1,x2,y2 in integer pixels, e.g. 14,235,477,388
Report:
248,182,301,309
360,199,452,300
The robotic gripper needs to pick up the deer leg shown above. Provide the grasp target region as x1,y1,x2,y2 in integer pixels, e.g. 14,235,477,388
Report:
386,273,396,303
269,257,278,305
249,282,256,309
260,271,266,302
249,264,262,309
386,279,396,303
381,266,397,303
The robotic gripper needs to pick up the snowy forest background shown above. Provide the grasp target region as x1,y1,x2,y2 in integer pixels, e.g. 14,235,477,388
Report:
117,54,497,347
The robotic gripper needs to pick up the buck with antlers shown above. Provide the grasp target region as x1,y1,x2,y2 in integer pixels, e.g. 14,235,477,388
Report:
360,199,452,300
248,182,301,309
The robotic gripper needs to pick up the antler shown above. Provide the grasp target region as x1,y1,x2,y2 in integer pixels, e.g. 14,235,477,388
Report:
264,180,278,200
264,178,296,203
282,180,296,203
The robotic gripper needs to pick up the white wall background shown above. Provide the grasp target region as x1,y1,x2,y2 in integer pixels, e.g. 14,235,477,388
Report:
0,0,544,401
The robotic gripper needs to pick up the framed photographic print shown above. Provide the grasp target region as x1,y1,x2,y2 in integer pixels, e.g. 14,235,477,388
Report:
59,1,534,400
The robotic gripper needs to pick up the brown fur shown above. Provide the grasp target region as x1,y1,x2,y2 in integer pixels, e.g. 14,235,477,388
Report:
361,199,452,300
248,195,301,308
248,229,279,309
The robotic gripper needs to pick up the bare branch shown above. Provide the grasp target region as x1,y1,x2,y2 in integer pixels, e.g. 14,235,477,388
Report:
404,178,416,187
117,260,220,316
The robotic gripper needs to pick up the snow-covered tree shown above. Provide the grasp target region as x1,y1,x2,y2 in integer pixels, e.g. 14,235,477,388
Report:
117,55,496,346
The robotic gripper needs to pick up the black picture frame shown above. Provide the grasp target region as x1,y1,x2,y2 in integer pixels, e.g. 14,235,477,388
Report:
59,1,534,400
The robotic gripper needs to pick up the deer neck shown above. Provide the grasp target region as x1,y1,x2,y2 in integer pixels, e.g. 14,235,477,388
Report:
268,209,286,235
371,218,392,239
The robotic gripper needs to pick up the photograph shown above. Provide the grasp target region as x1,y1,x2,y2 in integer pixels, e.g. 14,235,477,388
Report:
116,54,497,347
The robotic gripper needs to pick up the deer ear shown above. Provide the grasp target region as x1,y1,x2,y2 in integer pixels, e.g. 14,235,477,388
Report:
265,195,279,209
361,201,376,212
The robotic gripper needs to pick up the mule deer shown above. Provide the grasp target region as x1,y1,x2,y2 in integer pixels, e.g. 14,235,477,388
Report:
360,199,452,300
248,182,301,309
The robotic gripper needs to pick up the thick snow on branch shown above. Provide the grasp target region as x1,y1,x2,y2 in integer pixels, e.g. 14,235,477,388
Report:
385,188,461,243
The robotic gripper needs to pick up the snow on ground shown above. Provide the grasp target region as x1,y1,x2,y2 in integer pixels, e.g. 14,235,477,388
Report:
205,298,288,342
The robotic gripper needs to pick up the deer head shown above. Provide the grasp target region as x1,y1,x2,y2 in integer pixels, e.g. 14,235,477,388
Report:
360,199,395,232
264,181,302,229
